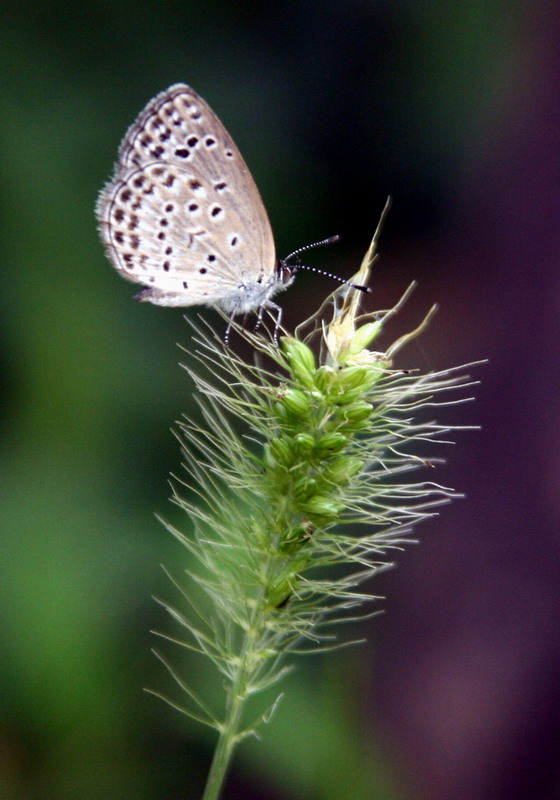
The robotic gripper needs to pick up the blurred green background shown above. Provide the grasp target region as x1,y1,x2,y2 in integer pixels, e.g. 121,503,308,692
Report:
2,2,559,799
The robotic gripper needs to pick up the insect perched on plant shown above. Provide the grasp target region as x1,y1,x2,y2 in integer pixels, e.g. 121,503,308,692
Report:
96,83,368,336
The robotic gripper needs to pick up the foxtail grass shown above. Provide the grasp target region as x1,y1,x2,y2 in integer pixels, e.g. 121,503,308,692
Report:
148,214,481,800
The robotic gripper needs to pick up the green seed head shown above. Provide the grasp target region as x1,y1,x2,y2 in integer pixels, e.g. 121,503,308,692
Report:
340,400,373,423
293,476,318,501
314,365,337,395
315,432,348,456
269,437,293,465
347,321,383,355
293,432,315,458
338,366,369,390
280,388,312,417
324,455,363,484
281,337,317,384
300,495,345,519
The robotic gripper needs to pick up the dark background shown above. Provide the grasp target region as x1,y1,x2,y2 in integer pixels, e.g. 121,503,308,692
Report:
1,2,559,799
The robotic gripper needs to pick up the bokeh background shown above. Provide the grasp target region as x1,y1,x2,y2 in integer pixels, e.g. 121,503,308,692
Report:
2,2,559,799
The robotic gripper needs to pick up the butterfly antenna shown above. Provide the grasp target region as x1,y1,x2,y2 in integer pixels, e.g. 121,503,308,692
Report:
283,235,370,294
283,235,341,263
281,234,371,292
291,263,370,293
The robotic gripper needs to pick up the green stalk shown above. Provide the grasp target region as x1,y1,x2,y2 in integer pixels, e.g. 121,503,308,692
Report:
201,636,251,800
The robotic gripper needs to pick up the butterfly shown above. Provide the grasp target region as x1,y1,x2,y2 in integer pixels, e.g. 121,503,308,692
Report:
97,84,368,337
96,83,296,328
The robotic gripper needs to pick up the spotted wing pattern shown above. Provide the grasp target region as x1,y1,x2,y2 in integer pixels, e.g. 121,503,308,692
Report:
96,84,276,310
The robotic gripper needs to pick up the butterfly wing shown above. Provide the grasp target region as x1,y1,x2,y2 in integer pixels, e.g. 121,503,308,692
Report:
96,84,276,310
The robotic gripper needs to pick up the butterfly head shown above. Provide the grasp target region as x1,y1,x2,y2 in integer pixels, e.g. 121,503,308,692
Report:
274,259,297,290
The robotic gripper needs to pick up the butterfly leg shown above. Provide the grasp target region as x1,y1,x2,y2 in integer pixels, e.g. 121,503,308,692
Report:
224,314,234,346
257,301,282,345
224,311,249,345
